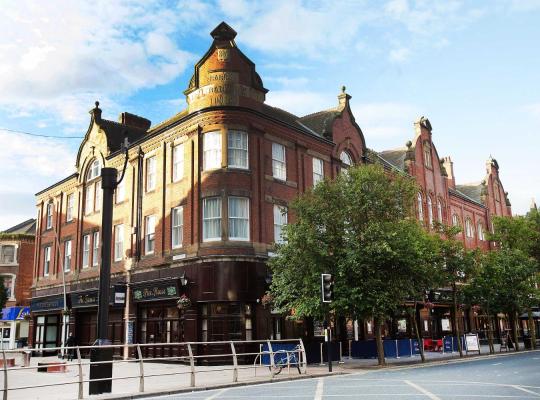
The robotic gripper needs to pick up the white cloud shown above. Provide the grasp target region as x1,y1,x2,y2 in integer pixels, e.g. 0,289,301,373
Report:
0,0,197,126
352,102,419,142
389,47,411,63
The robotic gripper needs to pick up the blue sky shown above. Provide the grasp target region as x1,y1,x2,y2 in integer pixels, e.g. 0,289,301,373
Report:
0,0,539,230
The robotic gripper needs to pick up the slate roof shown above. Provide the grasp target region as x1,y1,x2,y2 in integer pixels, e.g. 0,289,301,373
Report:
297,109,342,137
455,183,483,204
378,148,408,170
2,219,36,235
99,119,147,153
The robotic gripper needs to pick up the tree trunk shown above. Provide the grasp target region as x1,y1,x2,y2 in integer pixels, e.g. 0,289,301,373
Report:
486,307,495,355
510,312,520,351
412,307,425,362
452,284,464,357
374,316,385,366
528,308,537,350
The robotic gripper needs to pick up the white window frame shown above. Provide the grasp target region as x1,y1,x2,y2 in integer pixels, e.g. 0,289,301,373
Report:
477,222,485,241
273,205,288,244
203,131,222,171
427,196,433,226
437,199,443,222
171,207,184,248
116,175,125,203
66,194,74,222
92,231,100,266
87,159,101,181
312,157,324,186
172,143,185,182
82,235,90,268
228,197,250,241
340,151,352,168
114,224,124,262
227,130,248,169
64,240,72,272
0,245,16,264
44,246,51,276
452,214,459,227
46,203,53,229
85,184,94,215
202,197,222,242
417,193,424,222
145,215,156,255
465,218,473,238
95,180,101,211
272,142,286,180
146,156,156,192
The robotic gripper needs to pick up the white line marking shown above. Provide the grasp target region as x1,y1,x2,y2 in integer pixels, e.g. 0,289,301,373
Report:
492,362,502,365
404,380,442,400
511,385,540,397
314,378,324,400
205,388,229,400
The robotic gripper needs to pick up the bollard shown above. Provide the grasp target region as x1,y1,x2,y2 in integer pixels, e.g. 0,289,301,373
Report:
136,345,144,393
349,340,352,360
395,340,399,359
76,347,83,400
319,343,325,366
230,342,238,383
187,343,195,387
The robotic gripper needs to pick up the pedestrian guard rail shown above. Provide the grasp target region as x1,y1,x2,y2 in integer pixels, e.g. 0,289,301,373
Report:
347,335,475,360
0,338,307,400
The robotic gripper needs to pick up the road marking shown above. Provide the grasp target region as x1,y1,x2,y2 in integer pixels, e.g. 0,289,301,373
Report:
314,378,324,400
205,388,228,400
492,362,502,365
511,385,540,397
404,380,441,400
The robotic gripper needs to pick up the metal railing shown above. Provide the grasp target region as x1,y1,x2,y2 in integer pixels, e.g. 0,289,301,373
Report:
0,338,306,400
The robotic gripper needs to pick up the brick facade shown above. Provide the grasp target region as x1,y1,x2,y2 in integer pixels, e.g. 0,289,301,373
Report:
30,22,514,349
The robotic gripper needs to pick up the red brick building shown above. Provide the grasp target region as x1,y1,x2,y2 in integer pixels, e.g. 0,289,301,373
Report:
0,219,35,348
30,22,513,351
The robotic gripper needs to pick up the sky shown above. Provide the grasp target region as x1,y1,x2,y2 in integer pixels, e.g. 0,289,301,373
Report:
0,0,539,230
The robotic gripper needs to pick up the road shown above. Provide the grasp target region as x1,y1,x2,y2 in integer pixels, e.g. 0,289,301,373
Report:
146,351,540,400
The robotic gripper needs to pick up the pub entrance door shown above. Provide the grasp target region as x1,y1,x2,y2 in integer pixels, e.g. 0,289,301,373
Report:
138,303,181,358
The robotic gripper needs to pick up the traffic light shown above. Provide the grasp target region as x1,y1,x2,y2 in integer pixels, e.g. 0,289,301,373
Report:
321,273,334,303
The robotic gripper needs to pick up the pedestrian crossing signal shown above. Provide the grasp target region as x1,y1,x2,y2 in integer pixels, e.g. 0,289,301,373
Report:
321,273,334,303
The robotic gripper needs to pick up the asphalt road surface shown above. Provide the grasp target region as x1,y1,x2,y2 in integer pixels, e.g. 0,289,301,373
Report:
146,351,540,400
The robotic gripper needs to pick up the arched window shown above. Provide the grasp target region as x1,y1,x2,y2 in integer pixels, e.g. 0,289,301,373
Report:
423,142,432,168
465,218,474,238
437,199,443,222
452,214,460,227
477,222,485,241
85,159,102,215
427,196,433,226
340,151,352,168
417,192,424,222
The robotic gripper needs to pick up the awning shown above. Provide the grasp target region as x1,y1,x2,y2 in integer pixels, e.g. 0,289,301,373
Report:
1,306,30,321
519,311,540,320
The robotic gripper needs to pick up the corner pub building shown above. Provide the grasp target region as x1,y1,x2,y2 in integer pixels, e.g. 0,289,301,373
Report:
30,22,513,355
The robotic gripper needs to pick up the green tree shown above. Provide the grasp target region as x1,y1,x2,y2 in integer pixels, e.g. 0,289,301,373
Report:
432,224,478,357
269,164,435,365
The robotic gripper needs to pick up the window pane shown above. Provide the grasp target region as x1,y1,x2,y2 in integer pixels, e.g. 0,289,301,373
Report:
66,194,73,221
204,131,222,170
44,247,50,275
46,203,53,228
64,241,71,272
312,157,323,185
1,246,15,263
228,197,249,240
417,193,423,221
340,151,352,166
93,232,100,266
272,143,286,180
227,131,248,169
203,197,221,241
172,207,183,248
146,156,156,191
82,235,90,268
114,225,123,261
95,181,101,211
173,144,184,181
116,175,125,203
145,216,155,254
273,205,288,244
85,185,94,215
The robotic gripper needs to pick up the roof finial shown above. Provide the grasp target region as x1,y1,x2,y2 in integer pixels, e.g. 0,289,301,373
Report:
341,85,346,94
95,101,100,108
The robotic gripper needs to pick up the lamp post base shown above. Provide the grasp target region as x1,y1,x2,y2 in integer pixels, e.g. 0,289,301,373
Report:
89,339,113,395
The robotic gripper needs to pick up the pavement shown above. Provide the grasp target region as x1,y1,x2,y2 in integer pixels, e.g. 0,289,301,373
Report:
143,350,540,400
0,344,537,399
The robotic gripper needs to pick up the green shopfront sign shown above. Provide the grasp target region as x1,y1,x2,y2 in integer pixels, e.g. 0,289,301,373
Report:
132,280,179,302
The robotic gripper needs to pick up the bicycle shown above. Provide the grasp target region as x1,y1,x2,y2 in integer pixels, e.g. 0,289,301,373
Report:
269,345,302,375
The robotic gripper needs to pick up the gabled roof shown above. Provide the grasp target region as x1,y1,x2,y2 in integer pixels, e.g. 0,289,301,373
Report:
455,183,483,204
98,118,147,153
2,218,36,235
378,148,408,170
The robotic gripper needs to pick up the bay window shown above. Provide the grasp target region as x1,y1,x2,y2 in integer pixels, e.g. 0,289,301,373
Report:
227,131,248,169
203,197,221,241
203,131,222,170
228,197,249,241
